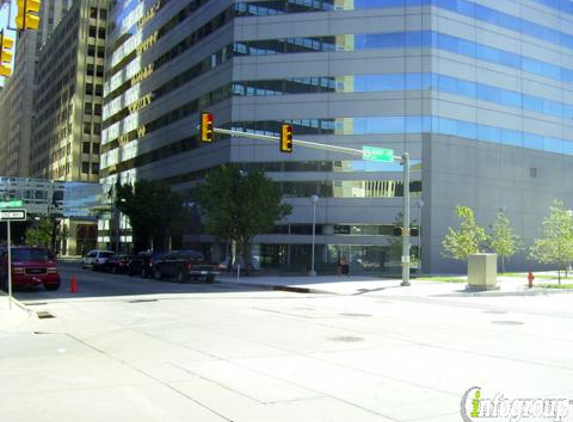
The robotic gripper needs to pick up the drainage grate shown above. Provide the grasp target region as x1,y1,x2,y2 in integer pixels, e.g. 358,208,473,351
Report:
338,313,372,317
36,311,55,319
328,336,364,343
492,320,524,326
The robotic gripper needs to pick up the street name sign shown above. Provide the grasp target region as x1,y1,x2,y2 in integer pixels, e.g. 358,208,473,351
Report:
0,209,27,221
0,200,23,208
362,146,394,162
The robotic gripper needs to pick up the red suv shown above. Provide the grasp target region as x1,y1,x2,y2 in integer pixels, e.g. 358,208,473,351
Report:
0,246,61,291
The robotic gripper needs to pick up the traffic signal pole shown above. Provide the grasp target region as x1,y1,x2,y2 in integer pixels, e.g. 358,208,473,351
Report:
204,126,413,286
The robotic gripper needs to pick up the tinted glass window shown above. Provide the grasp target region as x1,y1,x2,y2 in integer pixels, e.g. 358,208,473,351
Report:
100,252,115,258
12,249,51,261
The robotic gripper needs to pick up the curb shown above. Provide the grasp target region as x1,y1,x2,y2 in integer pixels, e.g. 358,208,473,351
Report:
214,279,334,295
440,288,573,298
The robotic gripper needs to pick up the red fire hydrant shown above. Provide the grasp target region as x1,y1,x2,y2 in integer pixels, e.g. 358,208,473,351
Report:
527,271,535,289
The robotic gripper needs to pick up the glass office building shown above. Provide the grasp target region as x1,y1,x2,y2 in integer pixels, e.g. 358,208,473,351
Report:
101,0,573,272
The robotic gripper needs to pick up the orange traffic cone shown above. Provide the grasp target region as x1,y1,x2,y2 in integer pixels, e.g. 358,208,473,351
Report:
70,275,78,293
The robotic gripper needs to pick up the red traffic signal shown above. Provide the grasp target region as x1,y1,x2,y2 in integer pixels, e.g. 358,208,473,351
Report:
200,112,213,143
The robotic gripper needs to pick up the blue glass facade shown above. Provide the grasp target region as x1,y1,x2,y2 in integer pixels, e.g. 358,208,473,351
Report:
103,0,573,272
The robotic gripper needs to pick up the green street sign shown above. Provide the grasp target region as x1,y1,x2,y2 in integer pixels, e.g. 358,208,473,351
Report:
362,146,394,162
0,200,23,208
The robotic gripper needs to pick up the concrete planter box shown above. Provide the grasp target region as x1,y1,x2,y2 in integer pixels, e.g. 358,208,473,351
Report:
467,253,499,291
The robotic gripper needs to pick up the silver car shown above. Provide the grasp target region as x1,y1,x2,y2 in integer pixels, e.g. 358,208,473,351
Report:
82,250,115,270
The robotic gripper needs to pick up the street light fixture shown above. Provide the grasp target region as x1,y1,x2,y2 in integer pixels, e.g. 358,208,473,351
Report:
310,194,319,277
415,199,424,275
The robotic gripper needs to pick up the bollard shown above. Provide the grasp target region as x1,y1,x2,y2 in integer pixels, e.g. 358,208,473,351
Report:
527,271,535,289
70,275,78,293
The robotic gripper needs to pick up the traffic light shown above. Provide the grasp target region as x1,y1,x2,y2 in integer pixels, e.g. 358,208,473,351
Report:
280,124,293,153
16,0,41,31
200,112,213,142
0,33,14,77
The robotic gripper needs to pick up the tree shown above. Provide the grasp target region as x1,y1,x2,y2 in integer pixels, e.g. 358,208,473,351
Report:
25,217,53,248
193,165,292,271
489,211,522,274
529,200,573,284
442,205,488,264
115,179,183,251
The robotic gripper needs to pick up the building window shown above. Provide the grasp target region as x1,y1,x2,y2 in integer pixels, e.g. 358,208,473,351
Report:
84,102,93,114
94,104,102,115
99,9,107,20
97,46,105,58
82,162,90,174
91,163,100,174
86,84,94,95
90,7,97,18
89,26,97,37
83,122,91,134
92,143,100,154
93,123,101,134
83,142,91,153
88,45,95,56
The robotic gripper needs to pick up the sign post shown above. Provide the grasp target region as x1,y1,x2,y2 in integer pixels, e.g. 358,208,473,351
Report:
204,125,413,286
0,209,27,309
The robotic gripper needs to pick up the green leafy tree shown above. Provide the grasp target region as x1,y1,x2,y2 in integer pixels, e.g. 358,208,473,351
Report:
115,179,183,251
25,217,53,248
529,199,573,284
489,211,522,274
193,165,292,271
442,206,488,263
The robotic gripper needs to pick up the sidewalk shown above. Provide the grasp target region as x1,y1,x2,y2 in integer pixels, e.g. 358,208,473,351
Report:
0,295,35,331
216,273,573,297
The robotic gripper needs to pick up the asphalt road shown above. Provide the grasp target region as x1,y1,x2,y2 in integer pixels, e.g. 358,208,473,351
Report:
14,262,255,303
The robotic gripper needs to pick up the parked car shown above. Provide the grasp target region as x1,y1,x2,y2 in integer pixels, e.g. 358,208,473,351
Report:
0,246,60,291
82,250,115,270
128,250,166,278
152,250,218,283
100,254,131,274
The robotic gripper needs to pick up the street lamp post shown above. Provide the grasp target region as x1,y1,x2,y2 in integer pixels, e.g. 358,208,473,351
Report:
401,153,411,286
415,199,424,275
310,194,319,277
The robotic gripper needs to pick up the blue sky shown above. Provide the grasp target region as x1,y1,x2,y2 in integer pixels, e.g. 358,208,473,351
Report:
0,0,17,87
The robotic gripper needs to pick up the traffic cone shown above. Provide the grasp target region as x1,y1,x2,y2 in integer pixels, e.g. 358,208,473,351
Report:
70,275,78,293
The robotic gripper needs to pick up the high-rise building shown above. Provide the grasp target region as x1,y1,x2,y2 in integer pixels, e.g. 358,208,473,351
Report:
101,0,573,273
30,0,108,182
0,0,74,177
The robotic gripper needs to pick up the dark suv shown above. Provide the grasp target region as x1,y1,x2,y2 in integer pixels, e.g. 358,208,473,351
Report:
128,250,165,278
152,250,218,283
0,246,61,291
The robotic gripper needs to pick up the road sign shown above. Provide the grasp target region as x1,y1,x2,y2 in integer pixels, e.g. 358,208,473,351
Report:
0,200,23,208
0,209,27,221
362,146,394,162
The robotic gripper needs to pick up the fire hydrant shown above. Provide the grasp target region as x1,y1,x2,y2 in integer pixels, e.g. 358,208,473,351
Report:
527,271,535,289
